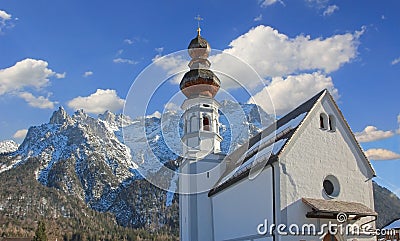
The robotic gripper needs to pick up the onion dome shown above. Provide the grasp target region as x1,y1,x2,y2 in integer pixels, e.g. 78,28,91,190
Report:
188,31,211,59
180,29,220,98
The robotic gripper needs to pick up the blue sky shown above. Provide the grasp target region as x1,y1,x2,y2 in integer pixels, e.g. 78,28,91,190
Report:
0,0,399,194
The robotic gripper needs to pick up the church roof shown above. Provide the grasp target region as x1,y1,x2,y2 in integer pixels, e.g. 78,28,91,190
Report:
302,197,377,218
209,89,375,197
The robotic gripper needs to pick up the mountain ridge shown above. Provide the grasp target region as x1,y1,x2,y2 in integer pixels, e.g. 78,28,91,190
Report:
0,101,273,231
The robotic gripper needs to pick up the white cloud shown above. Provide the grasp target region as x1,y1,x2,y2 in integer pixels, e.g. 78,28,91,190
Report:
254,14,263,22
365,148,400,161
83,71,93,77
397,114,400,134
260,0,284,7
124,39,134,45
355,126,395,143
67,89,125,114
18,92,57,109
155,47,164,54
13,129,28,139
123,37,148,45
305,0,329,9
248,72,338,115
323,5,339,16
0,10,13,33
391,57,400,65
0,58,62,95
113,58,138,65
55,72,66,79
306,0,340,16
223,25,361,78
152,53,188,86
0,10,11,20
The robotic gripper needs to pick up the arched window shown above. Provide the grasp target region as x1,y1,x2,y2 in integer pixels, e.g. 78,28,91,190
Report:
320,113,328,130
328,115,336,131
203,116,210,131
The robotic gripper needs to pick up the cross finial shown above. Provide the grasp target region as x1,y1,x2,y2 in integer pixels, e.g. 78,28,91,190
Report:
194,14,203,36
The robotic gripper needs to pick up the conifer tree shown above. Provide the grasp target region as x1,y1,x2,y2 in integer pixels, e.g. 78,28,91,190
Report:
33,221,47,241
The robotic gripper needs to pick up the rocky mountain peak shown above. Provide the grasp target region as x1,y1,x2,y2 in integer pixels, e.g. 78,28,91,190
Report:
49,106,73,125
72,109,89,122
98,110,116,122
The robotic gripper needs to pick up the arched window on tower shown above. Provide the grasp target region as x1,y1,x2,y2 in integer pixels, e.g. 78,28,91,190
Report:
320,113,328,130
203,116,210,131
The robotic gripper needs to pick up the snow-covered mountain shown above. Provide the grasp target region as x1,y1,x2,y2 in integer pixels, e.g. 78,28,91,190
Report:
0,140,19,154
0,101,273,228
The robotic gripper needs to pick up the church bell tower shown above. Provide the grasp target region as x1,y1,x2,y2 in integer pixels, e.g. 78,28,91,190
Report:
180,27,222,158
179,26,226,241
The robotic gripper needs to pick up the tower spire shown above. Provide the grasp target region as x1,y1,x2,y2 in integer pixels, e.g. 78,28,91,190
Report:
194,14,203,36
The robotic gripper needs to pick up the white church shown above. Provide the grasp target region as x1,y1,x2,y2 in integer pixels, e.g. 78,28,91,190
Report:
177,28,377,241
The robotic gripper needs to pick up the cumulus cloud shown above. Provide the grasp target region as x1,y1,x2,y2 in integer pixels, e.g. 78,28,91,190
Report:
391,57,400,66
223,25,361,78
83,71,93,77
365,148,400,161
13,129,28,139
0,58,61,95
355,126,395,143
323,5,339,16
67,89,125,114
248,72,338,115
113,58,138,65
18,92,57,109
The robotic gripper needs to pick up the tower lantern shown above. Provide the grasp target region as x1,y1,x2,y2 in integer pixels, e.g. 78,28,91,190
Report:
180,28,222,158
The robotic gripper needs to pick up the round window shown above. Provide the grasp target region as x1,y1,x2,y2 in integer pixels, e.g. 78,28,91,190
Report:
323,180,334,195
323,175,340,198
